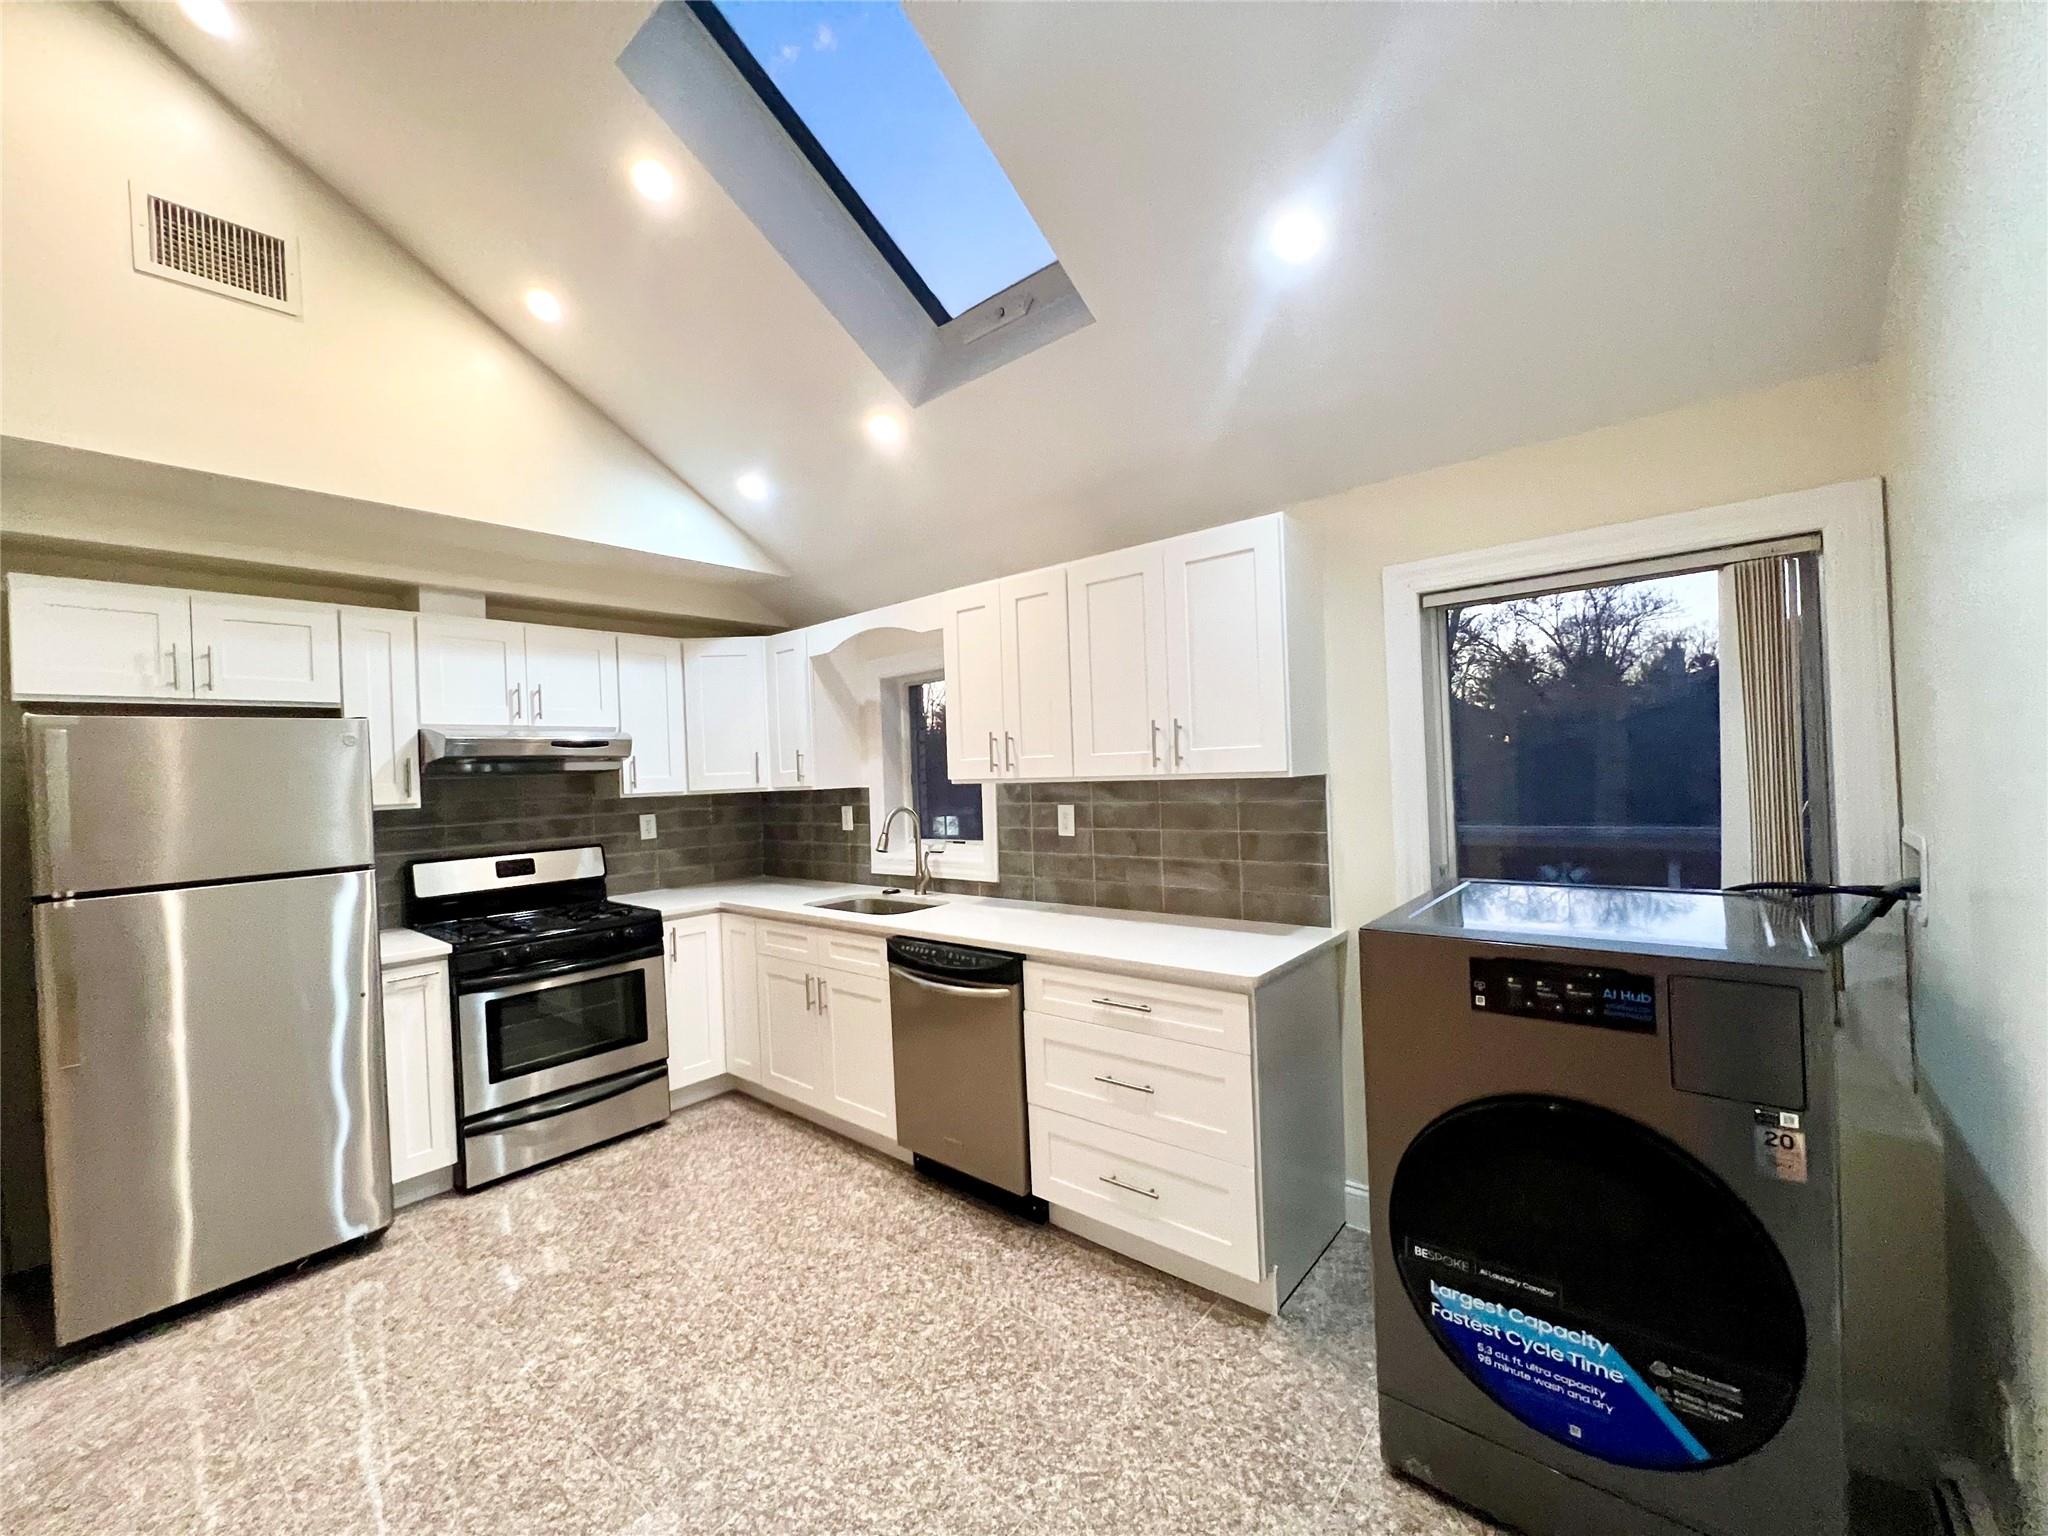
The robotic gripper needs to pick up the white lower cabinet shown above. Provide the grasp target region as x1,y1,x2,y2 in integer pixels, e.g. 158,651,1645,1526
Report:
759,956,830,1104
817,966,895,1141
722,917,761,1083
663,915,725,1091
380,959,456,1187
1024,1011,1253,1167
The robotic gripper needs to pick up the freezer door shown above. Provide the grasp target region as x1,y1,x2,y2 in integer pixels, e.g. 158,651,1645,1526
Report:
33,869,391,1343
26,713,374,897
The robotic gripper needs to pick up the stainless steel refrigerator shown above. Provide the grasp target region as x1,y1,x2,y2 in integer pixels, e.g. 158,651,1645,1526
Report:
26,713,392,1344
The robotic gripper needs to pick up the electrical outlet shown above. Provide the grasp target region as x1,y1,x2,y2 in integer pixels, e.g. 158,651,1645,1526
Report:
1057,803,1075,837
841,804,855,832
639,814,658,841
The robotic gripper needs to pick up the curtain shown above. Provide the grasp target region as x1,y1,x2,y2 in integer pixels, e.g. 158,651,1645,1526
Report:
1728,557,1806,883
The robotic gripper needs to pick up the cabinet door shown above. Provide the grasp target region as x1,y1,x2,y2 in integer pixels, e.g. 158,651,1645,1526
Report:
416,615,527,728
616,635,688,797
722,917,761,1084
683,637,768,791
1000,568,1074,780
1066,548,1170,777
523,624,619,731
766,632,814,788
6,575,192,701
189,595,341,705
381,961,456,1184
818,966,895,1141
941,582,1005,781
340,609,422,809
1163,518,1289,775
758,956,827,1107
664,915,726,1091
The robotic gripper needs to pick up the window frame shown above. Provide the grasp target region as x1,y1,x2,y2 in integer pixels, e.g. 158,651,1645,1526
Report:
1382,480,1899,900
869,668,999,885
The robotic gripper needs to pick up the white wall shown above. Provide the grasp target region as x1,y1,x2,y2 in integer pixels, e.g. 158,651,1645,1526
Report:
1297,364,1887,1184
0,4,780,594
1878,5,2047,1524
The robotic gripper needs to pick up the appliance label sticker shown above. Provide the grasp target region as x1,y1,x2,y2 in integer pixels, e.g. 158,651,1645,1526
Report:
1425,1281,1712,1469
1753,1124,1808,1183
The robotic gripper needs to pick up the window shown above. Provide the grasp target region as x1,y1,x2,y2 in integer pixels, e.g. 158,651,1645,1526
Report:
906,679,983,840
1431,549,1831,892
698,1,1055,323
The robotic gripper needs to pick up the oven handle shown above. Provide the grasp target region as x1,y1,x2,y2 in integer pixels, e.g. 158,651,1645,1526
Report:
457,951,662,1001
462,1062,668,1135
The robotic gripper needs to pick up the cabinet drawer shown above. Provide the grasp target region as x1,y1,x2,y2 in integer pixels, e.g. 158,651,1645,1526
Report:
1025,1012,1253,1167
816,928,886,979
754,921,818,961
1024,963,1250,1053
1030,1108,1260,1281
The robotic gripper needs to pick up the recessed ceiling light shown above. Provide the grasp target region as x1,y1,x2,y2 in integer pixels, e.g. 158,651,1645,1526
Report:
178,0,236,39
1264,203,1329,267
628,158,675,204
735,470,772,503
523,288,563,324
863,410,906,452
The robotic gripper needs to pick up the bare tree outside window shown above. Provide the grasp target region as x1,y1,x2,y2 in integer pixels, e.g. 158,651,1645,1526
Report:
1447,572,1721,888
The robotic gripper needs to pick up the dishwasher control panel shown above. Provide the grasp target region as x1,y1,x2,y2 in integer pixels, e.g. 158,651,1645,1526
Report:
887,936,1024,983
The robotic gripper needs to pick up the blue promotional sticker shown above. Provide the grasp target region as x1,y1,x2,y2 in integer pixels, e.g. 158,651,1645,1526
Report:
1425,1279,1711,1469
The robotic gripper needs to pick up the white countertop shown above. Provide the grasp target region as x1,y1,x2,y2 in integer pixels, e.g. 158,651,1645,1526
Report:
378,879,1339,988
621,878,1343,988
379,927,452,967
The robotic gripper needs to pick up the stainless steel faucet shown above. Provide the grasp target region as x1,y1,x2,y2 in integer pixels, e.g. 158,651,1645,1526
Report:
875,805,931,895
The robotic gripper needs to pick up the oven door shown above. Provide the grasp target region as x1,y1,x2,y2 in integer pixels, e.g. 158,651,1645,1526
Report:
456,953,669,1114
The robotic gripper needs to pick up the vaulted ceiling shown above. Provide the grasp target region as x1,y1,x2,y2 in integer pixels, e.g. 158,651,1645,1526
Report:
128,1,1916,623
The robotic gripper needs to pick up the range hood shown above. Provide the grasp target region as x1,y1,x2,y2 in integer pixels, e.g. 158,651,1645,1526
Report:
419,728,632,774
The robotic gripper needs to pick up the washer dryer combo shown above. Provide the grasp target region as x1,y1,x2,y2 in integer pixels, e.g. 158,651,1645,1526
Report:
1360,881,1847,1536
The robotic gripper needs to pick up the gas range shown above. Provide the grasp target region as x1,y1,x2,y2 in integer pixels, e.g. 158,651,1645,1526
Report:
402,845,670,1190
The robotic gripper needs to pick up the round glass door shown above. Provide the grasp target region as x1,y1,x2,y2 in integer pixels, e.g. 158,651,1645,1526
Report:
1389,1095,1805,1471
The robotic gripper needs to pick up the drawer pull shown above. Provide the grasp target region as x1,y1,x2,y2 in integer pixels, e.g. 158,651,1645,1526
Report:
1093,1073,1155,1095
1090,997,1154,1014
1100,1174,1159,1200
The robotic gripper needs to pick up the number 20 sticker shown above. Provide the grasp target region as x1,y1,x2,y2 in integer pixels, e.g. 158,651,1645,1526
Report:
1754,1124,1808,1183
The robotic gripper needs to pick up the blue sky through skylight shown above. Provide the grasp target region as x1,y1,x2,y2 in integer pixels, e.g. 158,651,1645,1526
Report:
713,0,1057,319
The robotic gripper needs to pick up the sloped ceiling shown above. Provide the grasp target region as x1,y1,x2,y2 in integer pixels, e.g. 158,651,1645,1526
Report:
127,1,1916,622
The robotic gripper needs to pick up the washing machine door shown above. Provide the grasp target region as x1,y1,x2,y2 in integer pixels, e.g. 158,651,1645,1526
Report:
1389,1095,1805,1472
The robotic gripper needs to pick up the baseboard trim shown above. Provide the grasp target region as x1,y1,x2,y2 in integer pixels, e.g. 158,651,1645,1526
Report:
668,1075,738,1111
1345,1178,1372,1231
393,1167,454,1209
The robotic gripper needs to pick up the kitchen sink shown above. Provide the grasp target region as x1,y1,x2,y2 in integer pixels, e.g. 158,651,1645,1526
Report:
809,895,943,916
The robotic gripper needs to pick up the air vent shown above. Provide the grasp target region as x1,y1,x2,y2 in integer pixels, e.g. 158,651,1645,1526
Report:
129,183,301,315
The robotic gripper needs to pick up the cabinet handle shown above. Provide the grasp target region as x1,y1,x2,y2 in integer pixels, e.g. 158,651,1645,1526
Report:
988,731,998,772
532,685,543,721
628,757,638,791
1093,1074,1155,1095
818,977,829,1014
805,973,815,1011
794,749,804,784
201,645,216,693
1099,1174,1159,1200
509,686,521,722
668,927,677,961
1172,717,1185,766
1151,719,1161,767
1005,732,1016,771
1090,996,1154,1014
753,751,761,785
402,754,414,796
166,646,180,691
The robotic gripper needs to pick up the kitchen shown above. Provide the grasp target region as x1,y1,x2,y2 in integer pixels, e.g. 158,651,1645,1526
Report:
2,4,2043,1536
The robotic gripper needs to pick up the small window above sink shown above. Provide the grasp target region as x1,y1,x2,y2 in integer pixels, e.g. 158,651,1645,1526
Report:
809,896,943,916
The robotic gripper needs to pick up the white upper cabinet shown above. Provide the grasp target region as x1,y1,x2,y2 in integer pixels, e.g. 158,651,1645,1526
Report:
941,582,1007,781
522,624,619,731
766,631,813,788
189,594,341,705
1066,549,1172,778
683,636,769,791
339,608,422,809
999,569,1074,780
1163,517,1291,775
7,575,192,701
616,635,688,797
416,615,527,729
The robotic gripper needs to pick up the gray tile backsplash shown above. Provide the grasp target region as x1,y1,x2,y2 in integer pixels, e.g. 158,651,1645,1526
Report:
377,775,1331,929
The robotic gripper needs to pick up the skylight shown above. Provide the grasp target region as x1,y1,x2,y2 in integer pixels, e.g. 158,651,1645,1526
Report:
695,1,1057,322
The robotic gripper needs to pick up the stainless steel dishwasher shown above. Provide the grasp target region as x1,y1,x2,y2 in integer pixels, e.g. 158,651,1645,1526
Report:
888,937,1046,1221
